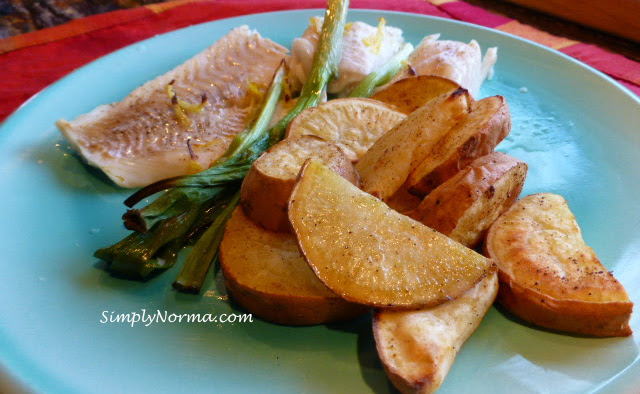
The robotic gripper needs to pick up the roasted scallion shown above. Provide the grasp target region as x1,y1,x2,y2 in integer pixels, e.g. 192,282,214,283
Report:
349,42,413,98
96,0,350,294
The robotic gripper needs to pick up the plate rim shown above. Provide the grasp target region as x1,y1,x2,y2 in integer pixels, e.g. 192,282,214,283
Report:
1,8,639,393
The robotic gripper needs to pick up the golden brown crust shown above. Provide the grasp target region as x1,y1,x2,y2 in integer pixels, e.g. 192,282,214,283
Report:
220,206,367,326
407,96,511,196
240,135,359,233
386,182,423,214
356,89,472,201
373,272,499,393
484,193,633,337
411,151,527,248
497,272,633,337
224,274,368,326
289,160,493,310
370,75,463,115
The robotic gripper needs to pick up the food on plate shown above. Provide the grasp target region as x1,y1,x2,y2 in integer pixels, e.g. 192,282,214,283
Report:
410,152,527,248
290,17,406,96
386,34,497,98
285,98,406,162
356,88,472,201
288,160,494,309
385,185,423,214
407,95,511,196
95,0,351,290
374,272,498,394
485,193,633,337
370,75,462,114
57,26,289,188
241,135,359,232
348,42,414,98
220,206,367,325
95,64,287,283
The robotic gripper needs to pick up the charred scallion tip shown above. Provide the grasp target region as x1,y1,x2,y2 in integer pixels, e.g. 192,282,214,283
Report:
95,207,201,279
349,42,413,98
268,0,350,143
123,186,226,233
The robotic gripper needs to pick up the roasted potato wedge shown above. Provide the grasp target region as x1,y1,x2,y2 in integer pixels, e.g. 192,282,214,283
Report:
386,185,423,215
370,75,463,115
407,95,511,196
285,98,406,162
289,160,494,309
356,88,472,201
410,152,527,248
220,206,368,325
382,34,497,99
374,272,498,394
241,135,359,232
485,193,633,337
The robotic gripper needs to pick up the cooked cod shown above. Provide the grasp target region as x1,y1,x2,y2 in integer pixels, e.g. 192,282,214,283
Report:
57,26,289,188
385,34,497,98
289,17,405,96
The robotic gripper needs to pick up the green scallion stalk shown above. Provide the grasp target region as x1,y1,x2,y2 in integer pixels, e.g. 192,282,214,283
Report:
268,0,350,143
95,207,201,278
96,0,351,292
97,63,286,278
349,42,413,98
172,192,240,293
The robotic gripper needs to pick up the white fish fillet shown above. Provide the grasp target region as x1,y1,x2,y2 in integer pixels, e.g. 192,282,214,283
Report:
386,34,498,98
57,26,289,188
289,17,405,96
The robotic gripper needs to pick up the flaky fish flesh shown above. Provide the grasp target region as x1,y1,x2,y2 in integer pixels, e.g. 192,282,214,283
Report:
386,34,497,98
289,17,405,96
57,26,289,188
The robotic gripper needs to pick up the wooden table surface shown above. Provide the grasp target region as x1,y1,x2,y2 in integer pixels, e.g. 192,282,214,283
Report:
1,0,638,62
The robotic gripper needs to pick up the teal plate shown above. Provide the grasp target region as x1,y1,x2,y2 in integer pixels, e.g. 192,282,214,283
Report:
1,9,639,394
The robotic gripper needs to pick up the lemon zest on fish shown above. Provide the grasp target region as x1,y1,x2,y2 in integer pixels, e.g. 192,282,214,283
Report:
166,81,207,128
363,17,386,55
187,160,204,174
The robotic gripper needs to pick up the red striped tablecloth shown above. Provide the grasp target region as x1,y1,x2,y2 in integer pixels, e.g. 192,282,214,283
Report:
1,0,638,122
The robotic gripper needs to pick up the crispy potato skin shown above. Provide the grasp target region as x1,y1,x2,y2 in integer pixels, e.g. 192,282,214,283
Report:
373,272,498,394
484,193,633,337
220,206,367,326
356,88,472,201
408,96,511,196
240,136,359,233
370,75,462,115
386,183,423,214
496,275,633,337
411,152,527,248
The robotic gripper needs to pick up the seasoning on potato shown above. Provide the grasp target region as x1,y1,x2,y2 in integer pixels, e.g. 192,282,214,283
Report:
220,206,367,325
289,160,494,309
286,97,406,162
484,193,633,337
356,88,472,201
410,151,527,248
240,135,358,233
